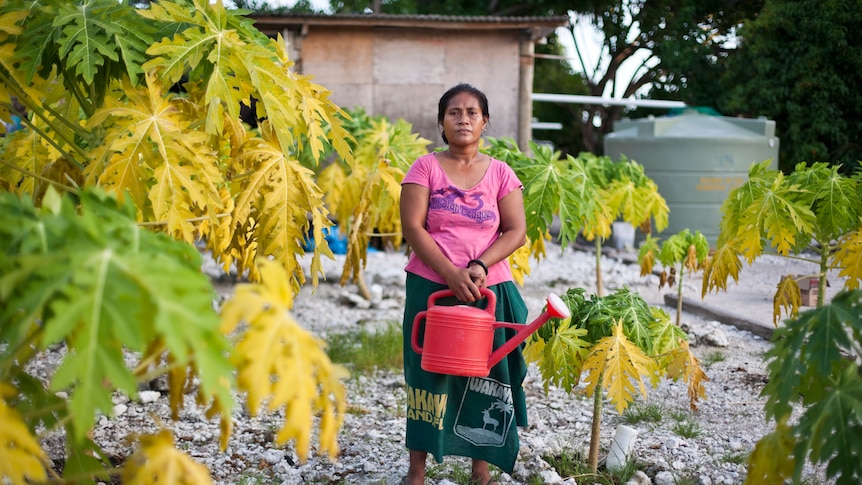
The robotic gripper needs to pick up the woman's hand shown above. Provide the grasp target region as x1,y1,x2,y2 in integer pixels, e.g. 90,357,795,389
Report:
466,264,487,288
442,266,484,303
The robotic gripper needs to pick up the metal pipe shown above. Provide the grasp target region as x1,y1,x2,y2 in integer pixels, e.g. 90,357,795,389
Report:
532,93,686,109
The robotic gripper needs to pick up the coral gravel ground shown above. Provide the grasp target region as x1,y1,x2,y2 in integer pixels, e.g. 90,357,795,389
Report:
37,241,842,484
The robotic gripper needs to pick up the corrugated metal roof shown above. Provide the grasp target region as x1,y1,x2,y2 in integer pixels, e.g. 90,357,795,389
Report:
251,12,570,24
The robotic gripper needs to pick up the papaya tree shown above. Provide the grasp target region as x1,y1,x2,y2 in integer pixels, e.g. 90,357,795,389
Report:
315,107,430,295
524,287,708,472
0,0,354,482
638,229,711,326
485,138,669,296
702,160,862,324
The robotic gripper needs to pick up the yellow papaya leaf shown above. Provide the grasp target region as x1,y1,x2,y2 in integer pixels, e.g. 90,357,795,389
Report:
122,429,213,485
318,162,349,222
582,320,658,413
524,317,590,394
637,235,660,277
220,259,348,461
664,338,709,410
0,383,48,484
231,128,330,288
744,417,797,485
774,275,802,325
528,231,549,262
684,244,699,273
508,243,532,286
701,239,744,298
833,227,862,290
0,129,57,197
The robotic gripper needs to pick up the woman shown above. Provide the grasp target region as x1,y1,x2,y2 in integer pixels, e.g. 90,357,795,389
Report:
400,84,528,485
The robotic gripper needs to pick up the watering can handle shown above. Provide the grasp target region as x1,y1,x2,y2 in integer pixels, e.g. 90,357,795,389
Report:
425,287,497,315
411,288,497,355
411,311,426,355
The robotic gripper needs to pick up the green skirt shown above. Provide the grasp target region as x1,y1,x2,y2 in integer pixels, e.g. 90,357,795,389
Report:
402,273,529,473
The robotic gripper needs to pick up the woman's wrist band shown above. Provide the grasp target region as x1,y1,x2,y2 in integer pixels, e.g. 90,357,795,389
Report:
467,259,488,275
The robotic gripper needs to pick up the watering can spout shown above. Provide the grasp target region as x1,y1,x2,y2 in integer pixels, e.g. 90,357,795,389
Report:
487,293,570,369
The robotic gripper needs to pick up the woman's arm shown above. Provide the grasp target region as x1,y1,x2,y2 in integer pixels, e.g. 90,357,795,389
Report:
401,182,485,302
473,188,527,268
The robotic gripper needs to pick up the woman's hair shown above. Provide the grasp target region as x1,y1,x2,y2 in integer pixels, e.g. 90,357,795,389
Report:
437,83,489,144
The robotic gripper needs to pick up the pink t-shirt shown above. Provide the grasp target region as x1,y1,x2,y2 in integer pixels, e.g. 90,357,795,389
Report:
402,153,523,286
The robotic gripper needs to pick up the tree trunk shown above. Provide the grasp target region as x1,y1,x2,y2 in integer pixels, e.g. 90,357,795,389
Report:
595,237,605,297
676,264,684,327
588,371,604,472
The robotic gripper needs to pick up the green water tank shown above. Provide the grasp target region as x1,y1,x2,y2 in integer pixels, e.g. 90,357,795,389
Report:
603,111,779,246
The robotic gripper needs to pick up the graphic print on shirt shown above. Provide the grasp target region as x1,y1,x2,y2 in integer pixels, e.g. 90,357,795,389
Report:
429,186,496,224
453,376,513,447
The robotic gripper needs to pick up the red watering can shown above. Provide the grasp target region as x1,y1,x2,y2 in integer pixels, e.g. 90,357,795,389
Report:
411,287,570,377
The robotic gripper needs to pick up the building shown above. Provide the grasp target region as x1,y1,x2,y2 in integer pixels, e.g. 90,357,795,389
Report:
249,13,569,149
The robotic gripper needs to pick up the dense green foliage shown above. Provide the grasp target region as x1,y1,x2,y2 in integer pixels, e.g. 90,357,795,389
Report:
720,0,862,174
558,0,763,153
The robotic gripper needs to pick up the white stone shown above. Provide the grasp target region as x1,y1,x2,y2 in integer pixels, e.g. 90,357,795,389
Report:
625,470,652,485
138,390,160,403
263,449,283,464
655,470,676,485
538,469,564,484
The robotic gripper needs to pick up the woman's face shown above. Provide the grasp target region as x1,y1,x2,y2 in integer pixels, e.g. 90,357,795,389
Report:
441,92,487,147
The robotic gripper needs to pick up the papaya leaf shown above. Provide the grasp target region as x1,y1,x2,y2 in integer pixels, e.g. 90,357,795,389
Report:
740,170,817,260
658,231,688,268
512,143,566,243
664,338,708,410
637,234,660,277
794,365,862,483
762,290,862,420
582,320,657,413
523,316,590,394
121,429,213,485
88,75,223,226
647,307,686,358
14,0,157,107
0,130,58,196
833,227,862,290
220,259,348,461
232,129,330,287
797,295,858,404
640,180,670,233
798,163,861,242
744,417,797,485
773,274,801,325
701,239,744,297
604,288,655,352
507,243,532,286
1,188,233,442
0,383,48,484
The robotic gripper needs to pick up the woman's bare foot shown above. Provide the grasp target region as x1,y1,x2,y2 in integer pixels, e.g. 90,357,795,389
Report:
470,459,497,485
405,450,427,485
